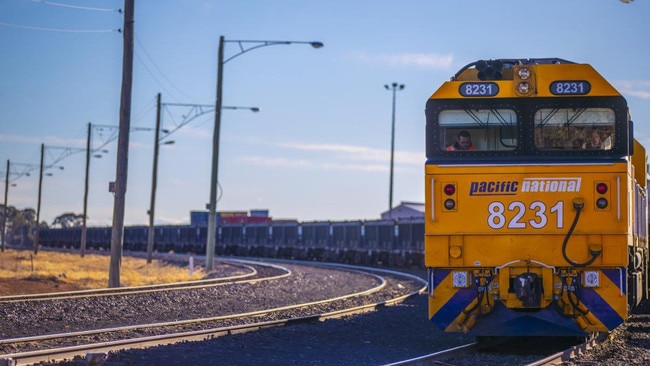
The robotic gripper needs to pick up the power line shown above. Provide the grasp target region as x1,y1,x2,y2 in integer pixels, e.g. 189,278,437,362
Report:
134,52,180,102
0,22,118,33
130,96,157,127
29,0,122,13
135,36,197,102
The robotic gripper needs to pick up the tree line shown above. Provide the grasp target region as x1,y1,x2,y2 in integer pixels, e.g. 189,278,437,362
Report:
0,206,84,247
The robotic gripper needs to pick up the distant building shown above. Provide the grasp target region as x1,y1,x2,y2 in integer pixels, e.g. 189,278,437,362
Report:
250,209,269,218
190,211,209,226
380,201,425,221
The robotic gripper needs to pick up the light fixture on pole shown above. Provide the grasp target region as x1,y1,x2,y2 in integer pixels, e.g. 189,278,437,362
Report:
81,122,116,258
146,97,259,263
34,143,67,254
206,36,323,271
146,93,175,263
384,82,404,218
158,102,260,138
1,160,50,252
0,160,30,252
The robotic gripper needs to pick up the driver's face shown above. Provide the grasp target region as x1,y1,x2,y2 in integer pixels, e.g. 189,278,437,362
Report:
457,136,472,150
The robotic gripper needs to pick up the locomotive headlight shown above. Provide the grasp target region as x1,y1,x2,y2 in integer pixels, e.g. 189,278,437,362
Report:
517,67,531,80
596,198,608,209
444,199,456,210
583,271,600,287
518,82,531,94
452,271,470,288
514,65,535,96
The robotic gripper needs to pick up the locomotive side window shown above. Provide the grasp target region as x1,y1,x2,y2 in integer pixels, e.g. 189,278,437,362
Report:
439,109,517,151
534,107,615,150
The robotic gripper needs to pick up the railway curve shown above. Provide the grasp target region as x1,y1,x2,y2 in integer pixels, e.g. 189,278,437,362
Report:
0,260,426,365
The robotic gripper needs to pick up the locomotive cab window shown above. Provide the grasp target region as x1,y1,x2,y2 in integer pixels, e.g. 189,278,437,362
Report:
439,109,517,151
534,107,615,151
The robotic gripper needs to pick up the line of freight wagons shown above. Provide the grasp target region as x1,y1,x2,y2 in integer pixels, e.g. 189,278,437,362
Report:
39,219,425,268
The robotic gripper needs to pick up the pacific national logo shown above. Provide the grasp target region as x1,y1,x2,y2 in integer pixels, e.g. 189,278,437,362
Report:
469,181,519,196
469,177,581,196
520,177,581,192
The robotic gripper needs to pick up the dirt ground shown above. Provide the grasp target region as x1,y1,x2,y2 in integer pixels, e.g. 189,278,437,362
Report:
0,277,84,296
0,249,204,297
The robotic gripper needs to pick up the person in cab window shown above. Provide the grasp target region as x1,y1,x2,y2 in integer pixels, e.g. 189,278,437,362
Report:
585,129,611,149
446,130,476,151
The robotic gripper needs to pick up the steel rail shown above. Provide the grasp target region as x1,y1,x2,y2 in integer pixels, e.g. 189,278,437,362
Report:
0,268,385,346
0,264,425,365
523,332,607,366
0,260,285,303
382,343,480,366
382,332,607,366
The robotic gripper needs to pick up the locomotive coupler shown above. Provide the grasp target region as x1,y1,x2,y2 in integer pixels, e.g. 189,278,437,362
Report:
513,272,542,307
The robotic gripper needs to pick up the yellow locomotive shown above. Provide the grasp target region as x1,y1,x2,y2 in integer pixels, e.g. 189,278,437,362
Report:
425,58,649,336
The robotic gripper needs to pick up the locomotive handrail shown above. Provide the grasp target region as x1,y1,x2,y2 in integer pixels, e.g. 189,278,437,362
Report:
494,259,557,274
451,58,576,80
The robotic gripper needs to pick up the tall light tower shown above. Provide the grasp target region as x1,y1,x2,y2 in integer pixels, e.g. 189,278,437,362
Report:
384,82,404,218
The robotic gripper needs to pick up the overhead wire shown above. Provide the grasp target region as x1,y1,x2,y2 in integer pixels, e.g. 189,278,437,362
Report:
130,97,157,128
28,0,121,13
134,52,180,103
0,22,118,33
2,0,122,33
134,35,198,102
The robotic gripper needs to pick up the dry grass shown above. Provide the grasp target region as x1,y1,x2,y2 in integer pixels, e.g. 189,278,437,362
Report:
0,249,206,289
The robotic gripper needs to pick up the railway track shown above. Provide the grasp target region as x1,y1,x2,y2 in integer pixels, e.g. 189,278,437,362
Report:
383,333,606,366
0,259,275,303
0,260,426,365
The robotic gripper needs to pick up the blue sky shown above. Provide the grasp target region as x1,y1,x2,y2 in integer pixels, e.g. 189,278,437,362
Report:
1,0,648,226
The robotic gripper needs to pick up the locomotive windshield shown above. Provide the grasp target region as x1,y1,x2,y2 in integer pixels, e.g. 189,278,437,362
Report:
534,107,615,151
439,108,517,151
427,99,628,159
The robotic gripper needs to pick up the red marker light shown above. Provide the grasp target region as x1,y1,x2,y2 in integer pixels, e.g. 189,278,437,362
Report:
444,184,456,195
596,183,608,194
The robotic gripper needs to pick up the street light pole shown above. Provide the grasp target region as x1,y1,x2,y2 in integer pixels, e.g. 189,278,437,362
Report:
205,36,323,271
2,160,56,252
147,100,255,264
147,93,163,264
81,122,91,257
34,144,45,254
2,162,34,251
205,36,225,272
79,123,117,257
34,144,67,255
2,160,9,252
384,82,404,218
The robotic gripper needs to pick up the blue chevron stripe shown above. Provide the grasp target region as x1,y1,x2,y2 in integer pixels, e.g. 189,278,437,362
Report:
580,287,624,330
